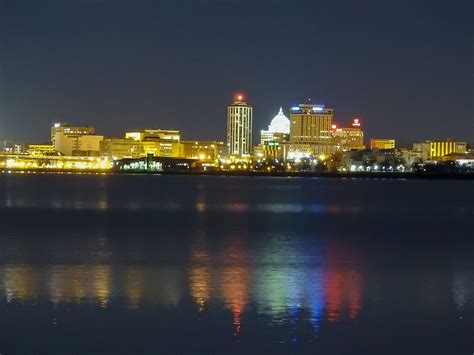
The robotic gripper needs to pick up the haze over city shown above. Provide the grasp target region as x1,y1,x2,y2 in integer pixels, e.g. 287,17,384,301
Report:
1,0,472,146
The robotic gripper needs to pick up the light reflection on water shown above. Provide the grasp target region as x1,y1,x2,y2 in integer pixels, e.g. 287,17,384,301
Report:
0,175,472,353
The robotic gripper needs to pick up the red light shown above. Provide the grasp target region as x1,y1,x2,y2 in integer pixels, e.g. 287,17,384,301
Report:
234,92,246,102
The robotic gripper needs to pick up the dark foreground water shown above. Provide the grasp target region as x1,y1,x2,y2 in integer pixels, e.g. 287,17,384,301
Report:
0,174,472,354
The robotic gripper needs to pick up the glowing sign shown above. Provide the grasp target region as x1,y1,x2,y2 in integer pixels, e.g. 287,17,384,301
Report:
313,107,324,112
291,106,300,111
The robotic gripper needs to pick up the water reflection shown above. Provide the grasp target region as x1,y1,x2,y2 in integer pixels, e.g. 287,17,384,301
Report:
219,235,251,337
0,235,366,335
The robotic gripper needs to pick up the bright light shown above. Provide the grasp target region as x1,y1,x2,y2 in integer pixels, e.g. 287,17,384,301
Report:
313,107,324,112
54,123,60,128
291,106,300,111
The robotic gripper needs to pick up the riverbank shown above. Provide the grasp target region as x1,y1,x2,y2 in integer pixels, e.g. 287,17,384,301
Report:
1,168,473,180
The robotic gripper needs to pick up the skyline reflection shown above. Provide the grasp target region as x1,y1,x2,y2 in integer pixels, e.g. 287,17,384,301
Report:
0,233,368,336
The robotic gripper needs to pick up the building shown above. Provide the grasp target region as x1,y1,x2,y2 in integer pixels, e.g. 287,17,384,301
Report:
227,94,253,156
370,138,396,150
180,141,224,161
25,143,55,157
124,129,181,158
260,107,290,144
100,138,142,160
51,123,103,156
51,123,94,147
125,129,180,143
332,118,365,151
289,104,333,144
413,140,467,161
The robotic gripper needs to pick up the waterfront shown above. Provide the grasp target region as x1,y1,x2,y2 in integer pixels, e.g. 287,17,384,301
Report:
0,175,473,354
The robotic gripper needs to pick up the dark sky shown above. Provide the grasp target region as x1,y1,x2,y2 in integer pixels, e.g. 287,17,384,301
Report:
0,0,473,146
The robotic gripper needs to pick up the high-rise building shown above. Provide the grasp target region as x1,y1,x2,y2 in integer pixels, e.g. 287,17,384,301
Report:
289,104,333,143
227,94,253,156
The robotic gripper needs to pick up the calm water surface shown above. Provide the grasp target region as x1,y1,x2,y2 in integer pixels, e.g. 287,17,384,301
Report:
0,174,473,354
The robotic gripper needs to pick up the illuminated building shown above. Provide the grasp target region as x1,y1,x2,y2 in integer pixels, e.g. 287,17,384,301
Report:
180,141,224,162
0,155,111,171
125,129,180,142
413,140,467,161
51,123,103,156
25,143,55,157
332,118,365,151
370,138,396,150
100,138,142,160
122,129,181,158
260,107,290,144
290,104,333,143
287,103,335,159
227,94,253,156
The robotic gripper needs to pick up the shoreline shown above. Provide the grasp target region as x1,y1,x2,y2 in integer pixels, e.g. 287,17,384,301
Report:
1,168,473,180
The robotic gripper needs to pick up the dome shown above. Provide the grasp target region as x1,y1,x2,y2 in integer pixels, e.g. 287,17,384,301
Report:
268,107,290,134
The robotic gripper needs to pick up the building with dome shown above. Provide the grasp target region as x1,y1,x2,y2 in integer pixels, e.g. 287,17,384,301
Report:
260,107,290,145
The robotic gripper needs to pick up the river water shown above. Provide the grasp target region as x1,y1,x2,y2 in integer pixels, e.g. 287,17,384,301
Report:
0,174,472,354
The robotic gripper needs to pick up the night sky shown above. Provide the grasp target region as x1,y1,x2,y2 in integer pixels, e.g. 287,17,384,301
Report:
0,0,472,146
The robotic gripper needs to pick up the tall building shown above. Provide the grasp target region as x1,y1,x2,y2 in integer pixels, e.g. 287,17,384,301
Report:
289,104,333,143
227,94,253,156
370,138,396,150
413,140,467,161
286,103,335,159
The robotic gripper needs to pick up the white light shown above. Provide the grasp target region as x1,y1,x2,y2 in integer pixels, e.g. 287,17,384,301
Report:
312,107,324,112
291,106,300,111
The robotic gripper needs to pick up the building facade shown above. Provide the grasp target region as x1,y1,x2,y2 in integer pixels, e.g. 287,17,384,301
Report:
333,119,365,151
370,138,396,150
227,95,253,156
260,107,290,144
413,140,467,161
289,104,333,144
51,123,103,156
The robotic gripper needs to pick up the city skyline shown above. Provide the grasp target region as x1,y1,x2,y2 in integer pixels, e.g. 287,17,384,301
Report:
1,0,472,145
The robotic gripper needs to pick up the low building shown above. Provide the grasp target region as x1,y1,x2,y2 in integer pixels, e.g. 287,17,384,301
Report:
100,138,142,160
413,140,467,161
370,138,396,150
180,141,224,161
25,143,55,157
286,143,336,161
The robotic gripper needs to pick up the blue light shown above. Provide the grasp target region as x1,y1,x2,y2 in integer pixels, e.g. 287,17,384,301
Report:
291,106,300,111
313,106,324,112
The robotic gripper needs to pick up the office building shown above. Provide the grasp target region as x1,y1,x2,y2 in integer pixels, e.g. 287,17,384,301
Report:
51,123,103,156
370,138,396,150
289,104,333,143
413,140,467,161
332,118,365,151
227,94,253,156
